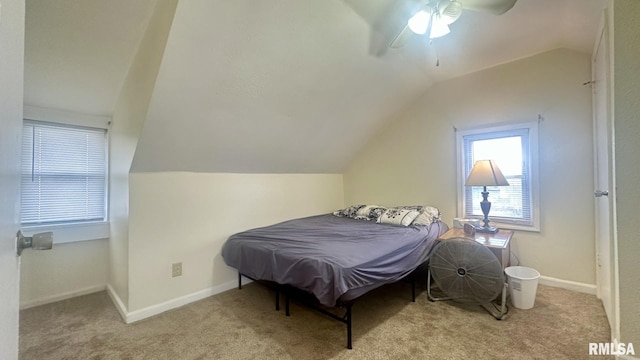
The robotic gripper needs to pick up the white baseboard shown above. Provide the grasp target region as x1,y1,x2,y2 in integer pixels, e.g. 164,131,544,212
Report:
538,275,597,295
119,278,250,324
20,284,106,309
106,283,128,322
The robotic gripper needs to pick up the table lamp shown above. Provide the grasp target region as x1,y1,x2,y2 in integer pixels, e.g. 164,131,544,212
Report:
465,160,510,233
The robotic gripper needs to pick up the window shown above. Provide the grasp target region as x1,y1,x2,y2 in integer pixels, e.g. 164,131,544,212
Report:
456,122,539,231
21,121,108,226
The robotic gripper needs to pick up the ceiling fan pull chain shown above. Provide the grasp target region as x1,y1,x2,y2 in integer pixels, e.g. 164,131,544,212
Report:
431,40,440,67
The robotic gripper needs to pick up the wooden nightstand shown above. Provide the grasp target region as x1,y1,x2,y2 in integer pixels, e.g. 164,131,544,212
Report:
437,227,513,270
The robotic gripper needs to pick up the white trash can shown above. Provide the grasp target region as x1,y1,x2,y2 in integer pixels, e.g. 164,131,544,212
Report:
505,266,540,310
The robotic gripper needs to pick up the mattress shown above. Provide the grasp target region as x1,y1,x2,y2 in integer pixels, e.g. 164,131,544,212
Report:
222,214,448,306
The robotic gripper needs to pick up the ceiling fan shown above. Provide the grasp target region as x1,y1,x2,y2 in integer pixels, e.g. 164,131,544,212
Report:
389,0,518,48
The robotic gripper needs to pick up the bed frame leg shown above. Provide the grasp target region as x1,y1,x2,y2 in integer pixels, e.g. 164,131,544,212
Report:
275,287,280,311
238,272,242,290
427,268,435,302
346,303,353,350
426,266,429,291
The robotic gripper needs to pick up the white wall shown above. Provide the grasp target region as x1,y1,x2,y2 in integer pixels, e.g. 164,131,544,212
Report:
17,2,170,309
344,48,596,285
0,0,25,357
18,107,111,308
128,173,343,312
108,0,177,310
20,240,108,309
612,0,640,347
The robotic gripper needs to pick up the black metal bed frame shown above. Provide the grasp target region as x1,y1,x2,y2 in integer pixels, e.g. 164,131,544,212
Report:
238,270,419,349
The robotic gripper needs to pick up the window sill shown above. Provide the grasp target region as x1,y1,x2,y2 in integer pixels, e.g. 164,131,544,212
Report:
21,221,110,244
489,222,540,233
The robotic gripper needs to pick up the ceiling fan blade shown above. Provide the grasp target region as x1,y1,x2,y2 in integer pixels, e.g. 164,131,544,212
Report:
462,0,517,15
385,0,431,49
390,24,414,48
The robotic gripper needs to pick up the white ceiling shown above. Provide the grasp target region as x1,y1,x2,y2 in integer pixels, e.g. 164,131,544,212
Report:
131,0,604,173
23,0,604,173
24,0,157,115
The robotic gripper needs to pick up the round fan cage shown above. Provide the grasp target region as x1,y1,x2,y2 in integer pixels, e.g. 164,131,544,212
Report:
429,237,504,303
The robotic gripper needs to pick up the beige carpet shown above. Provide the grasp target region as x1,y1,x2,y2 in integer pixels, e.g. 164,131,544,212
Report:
20,281,610,359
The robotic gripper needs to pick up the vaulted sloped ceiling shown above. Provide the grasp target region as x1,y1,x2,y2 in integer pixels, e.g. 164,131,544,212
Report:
23,0,603,174
130,0,603,173
25,0,604,173
132,0,435,174
24,0,157,115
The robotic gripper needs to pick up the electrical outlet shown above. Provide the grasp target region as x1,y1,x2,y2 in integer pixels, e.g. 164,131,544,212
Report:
172,262,182,277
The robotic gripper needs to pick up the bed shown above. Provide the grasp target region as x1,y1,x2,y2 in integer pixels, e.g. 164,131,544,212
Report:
221,211,448,348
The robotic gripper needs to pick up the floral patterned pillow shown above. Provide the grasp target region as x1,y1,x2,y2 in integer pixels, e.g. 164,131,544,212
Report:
379,205,441,226
393,205,423,211
333,204,440,225
413,206,441,226
355,205,387,221
333,205,366,219
377,208,421,226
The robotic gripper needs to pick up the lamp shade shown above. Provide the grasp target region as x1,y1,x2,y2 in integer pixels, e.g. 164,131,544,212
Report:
465,160,510,186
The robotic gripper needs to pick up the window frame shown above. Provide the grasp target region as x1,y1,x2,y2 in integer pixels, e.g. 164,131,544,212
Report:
20,106,111,243
455,121,540,232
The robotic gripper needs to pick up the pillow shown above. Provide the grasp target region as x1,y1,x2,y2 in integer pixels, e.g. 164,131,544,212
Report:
412,206,441,226
377,208,420,226
333,205,366,219
393,205,423,211
356,205,387,221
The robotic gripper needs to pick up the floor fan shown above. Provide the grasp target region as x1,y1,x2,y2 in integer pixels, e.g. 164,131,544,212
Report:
427,237,508,319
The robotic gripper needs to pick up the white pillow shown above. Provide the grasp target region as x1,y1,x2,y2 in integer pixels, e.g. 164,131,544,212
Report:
333,205,366,219
412,206,441,226
377,208,420,226
356,205,387,221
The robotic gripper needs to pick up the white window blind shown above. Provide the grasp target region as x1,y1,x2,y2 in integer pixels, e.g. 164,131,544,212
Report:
463,129,531,225
457,122,539,231
21,121,107,226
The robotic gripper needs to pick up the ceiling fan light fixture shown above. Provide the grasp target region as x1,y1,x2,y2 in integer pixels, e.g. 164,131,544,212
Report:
407,8,431,35
429,15,451,38
438,0,464,25
389,0,517,51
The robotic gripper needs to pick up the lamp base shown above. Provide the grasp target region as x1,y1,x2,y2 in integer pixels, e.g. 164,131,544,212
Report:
475,225,499,234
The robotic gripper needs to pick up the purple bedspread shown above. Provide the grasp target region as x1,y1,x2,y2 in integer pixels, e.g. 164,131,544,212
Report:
222,214,448,306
